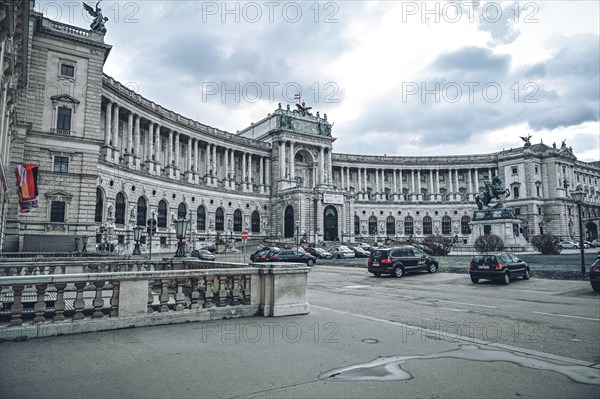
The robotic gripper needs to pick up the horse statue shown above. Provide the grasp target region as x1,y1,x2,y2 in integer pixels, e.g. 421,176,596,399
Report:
475,175,510,210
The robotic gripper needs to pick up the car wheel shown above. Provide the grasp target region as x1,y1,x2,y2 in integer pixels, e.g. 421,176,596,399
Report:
503,272,510,285
470,276,479,284
428,263,438,273
591,281,600,292
523,268,530,280
393,267,403,278
337,255,342,259
307,259,314,266
372,272,381,277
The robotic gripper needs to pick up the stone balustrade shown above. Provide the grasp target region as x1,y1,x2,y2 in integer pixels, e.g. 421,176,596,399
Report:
0,262,309,341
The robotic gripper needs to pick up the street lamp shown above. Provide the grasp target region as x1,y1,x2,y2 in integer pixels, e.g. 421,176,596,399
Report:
132,225,143,255
570,186,587,274
174,218,188,257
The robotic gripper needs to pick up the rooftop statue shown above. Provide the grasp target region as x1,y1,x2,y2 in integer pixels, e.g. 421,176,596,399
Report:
83,2,108,34
475,175,510,210
520,134,532,148
296,101,313,116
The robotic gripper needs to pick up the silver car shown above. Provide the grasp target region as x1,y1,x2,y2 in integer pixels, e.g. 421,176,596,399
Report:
328,245,356,259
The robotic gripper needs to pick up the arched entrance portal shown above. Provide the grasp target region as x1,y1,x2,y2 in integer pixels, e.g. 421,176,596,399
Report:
284,206,294,238
324,206,338,241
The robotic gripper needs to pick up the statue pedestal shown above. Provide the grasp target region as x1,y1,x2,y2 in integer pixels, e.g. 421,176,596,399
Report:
468,207,530,251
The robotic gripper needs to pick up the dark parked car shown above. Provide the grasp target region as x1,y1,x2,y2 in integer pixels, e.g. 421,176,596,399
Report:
306,247,333,259
250,249,272,262
269,250,317,266
350,246,371,258
590,256,600,292
469,252,530,285
367,245,439,277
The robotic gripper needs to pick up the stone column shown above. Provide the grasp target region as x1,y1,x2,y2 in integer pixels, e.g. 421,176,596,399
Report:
475,169,480,193
248,153,253,192
327,149,332,184
346,167,350,192
279,140,285,179
393,169,398,201
134,115,141,170
417,169,422,201
205,143,211,185
358,168,363,195
146,122,154,173
381,169,386,199
375,168,380,201
468,169,473,200
364,168,368,199
260,156,265,193
242,152,247,191
429,170,434,201
230,149,236,189
104,101,112,161
456,169,460,201
193,139,199,184
319,147,325,185
411,170,415,202
265,158,271,194
289,141,295,182
448,169,454,201
224,148,230,188
186,136,193,183
399,169,404,201
212,144,217,186
167,130,174,179
154,124,161,175
174,132,181,180
436,169,440,201
112,104,120,163
125,112,134,167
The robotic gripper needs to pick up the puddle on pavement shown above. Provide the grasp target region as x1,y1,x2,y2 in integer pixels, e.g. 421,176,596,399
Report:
319,344,600,385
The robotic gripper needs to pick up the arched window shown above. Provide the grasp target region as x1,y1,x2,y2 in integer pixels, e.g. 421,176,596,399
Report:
354,215,360,235
115,192,126,225
157,200,168,228
177,202,187,219
95,187,104,223
215,208,224,231
404,216,414,235
423,216,432,235
461,215,471,234
233,209,243,232
368,216,377,235
386,216,395,235
251,211,260,233
442,216,452,235
513,186,520,199
284,206,294,238
196,206,206,230
136,197,147,226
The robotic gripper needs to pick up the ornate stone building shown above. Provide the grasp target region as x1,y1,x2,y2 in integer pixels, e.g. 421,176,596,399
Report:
1,6,599,252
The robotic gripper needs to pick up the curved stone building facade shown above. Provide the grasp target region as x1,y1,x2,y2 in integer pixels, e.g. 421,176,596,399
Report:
2,8,599,252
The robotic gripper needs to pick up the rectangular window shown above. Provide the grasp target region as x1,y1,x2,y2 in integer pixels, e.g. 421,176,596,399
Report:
53,156,69,173
57,107,72,132
535,165,539,174
515,208,521,216
50,201,66,222
60,63,75,77
512,167,518,175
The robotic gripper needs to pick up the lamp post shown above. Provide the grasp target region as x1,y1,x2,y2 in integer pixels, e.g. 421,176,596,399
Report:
570,186,587,274
174,218,188,257
132,225,143,255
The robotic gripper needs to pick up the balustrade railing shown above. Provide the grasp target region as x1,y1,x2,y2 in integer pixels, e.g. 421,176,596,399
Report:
0,268,256,328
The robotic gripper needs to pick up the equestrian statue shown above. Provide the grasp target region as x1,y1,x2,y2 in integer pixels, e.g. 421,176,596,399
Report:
475,175,510,210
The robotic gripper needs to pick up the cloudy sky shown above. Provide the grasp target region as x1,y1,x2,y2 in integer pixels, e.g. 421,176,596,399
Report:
38,1,599,161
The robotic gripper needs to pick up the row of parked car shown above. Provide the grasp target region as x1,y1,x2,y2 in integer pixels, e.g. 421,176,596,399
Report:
559,240,600,249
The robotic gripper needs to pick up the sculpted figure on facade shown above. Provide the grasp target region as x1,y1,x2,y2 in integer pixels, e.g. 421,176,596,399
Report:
83,2,108,35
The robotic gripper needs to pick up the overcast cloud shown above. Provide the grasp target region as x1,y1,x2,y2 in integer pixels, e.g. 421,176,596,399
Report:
36,0,599,161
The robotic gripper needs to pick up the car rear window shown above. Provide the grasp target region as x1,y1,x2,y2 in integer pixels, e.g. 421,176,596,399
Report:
372,250,390,260
472,255,498,265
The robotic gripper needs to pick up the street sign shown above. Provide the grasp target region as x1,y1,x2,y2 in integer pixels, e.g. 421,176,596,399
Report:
241,231,249,240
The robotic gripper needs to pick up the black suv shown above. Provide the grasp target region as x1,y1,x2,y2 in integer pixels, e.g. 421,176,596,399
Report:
368,245,439,277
